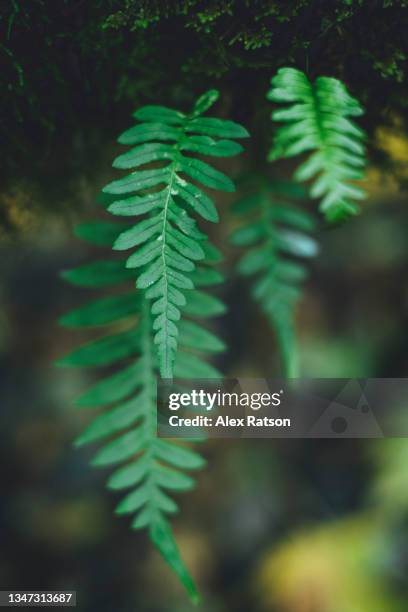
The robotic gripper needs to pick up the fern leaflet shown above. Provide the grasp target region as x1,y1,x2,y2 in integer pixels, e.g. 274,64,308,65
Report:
104,89,248,377
267,68,367,223
231,178,318,377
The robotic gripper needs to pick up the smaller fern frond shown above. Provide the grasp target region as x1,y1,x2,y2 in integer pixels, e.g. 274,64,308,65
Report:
59,205,226,600
230,179,318,377
267,68,367,223
104,89,248,377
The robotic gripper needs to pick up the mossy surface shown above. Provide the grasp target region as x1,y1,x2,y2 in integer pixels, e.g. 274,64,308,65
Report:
1,1,408,196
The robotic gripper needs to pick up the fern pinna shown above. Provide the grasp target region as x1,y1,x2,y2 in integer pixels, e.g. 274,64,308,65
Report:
57,89,246,600
267,68,367,223
103,89,248,377
231,179,318,377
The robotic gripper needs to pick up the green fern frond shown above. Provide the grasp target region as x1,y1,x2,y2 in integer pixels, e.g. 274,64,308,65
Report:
104,89,248,377
267,68,367,223
231,179,318,377
59,209,226,601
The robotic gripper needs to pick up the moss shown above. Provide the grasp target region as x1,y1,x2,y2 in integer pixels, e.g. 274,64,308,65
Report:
1,0,408,200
